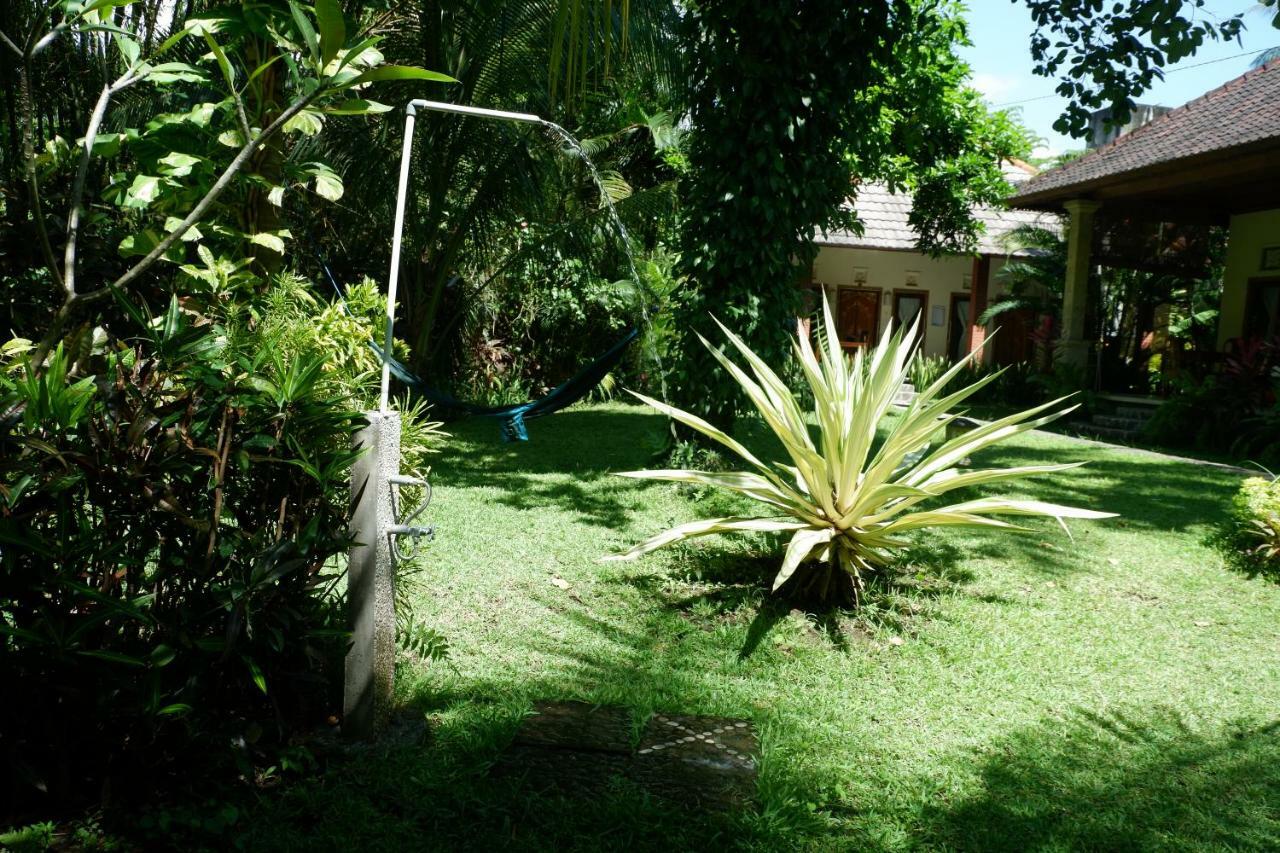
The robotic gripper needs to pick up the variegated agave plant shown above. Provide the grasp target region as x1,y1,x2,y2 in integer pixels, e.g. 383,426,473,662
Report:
610,298,1114,604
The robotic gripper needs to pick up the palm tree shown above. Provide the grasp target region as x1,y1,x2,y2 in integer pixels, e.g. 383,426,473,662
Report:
299,0,684,381
982,224,1067,326
1248,2,1280,67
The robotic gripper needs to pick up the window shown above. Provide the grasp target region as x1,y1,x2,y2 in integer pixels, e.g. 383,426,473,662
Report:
1246,278,1280,341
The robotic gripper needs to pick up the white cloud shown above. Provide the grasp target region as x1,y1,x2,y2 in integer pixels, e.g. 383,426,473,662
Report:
971,72,1020,104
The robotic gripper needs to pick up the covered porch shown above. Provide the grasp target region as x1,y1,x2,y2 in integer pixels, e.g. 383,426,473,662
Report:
1010,59,1280,378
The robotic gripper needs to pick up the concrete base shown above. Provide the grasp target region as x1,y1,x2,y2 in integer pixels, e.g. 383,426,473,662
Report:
343,411,401,739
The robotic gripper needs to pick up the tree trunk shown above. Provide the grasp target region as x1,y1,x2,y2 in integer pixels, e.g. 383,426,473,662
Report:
243,37,286,277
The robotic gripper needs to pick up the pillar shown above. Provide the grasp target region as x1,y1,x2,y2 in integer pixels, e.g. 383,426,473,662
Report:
1060,199,1101,369
344,410,400,739
968,254,990,357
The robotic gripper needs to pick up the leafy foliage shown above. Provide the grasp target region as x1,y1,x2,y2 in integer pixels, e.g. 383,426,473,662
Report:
612,298,1114,605
908,354,949,395
671,0,1034,430
0,301,363,807
1019,0,1250,136
1,0,452,352
1214,474,1280,578
1143,340,1280,462
300,0,683,393
0,1,451,812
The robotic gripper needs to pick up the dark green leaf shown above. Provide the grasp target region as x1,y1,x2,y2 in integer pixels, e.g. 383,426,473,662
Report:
315,0,346,68
343,66,458,88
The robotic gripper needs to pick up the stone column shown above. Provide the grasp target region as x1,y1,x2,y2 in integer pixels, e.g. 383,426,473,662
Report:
344,410,400,739
1060,199,1101,370
968,254,991,359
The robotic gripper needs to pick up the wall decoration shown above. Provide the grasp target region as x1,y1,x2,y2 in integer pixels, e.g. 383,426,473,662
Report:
1262,246,1280,271
931,305,945,327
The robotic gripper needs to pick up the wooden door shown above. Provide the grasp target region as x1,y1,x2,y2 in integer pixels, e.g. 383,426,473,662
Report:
991,307,1035,366
837,287,881,349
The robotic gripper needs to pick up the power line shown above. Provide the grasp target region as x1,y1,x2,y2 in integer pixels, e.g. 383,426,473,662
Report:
992,45,1277,108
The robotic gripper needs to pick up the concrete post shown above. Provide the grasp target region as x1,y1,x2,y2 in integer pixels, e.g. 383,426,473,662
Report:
1060,199,1101,370
344,410,400,739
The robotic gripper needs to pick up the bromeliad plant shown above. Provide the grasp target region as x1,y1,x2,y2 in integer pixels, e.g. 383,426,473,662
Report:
611,297,1114,605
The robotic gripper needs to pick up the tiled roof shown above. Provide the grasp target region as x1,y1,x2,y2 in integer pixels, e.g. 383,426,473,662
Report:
817,161,1057,255
1013,58,1280,204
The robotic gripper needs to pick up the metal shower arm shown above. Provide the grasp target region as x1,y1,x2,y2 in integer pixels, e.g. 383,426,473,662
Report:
379,99,550,412
405,99,546,126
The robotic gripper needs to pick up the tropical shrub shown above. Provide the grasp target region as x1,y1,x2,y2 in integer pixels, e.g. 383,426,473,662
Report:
1215,475,1280,577
946,359,1045,408
241,272,445,471
1142,377,1228,451
908,354,949,393
611,299,1113,605
0,300,366,808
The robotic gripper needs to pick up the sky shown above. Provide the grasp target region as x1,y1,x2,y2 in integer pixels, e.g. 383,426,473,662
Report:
960,1,1280,157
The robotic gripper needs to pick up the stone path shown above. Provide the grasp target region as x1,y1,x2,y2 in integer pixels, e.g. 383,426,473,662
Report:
493,701,758,809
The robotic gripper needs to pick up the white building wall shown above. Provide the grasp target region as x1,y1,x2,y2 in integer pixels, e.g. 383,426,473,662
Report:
811,246,1010,359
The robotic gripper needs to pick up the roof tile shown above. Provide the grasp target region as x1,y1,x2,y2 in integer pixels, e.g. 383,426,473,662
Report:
1013,58,1280,202
818,161,1056,255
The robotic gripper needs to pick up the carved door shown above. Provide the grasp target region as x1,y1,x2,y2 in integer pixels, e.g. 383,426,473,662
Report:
837,288,881,349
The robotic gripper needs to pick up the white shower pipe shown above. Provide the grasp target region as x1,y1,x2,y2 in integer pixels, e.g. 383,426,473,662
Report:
379,99,549,412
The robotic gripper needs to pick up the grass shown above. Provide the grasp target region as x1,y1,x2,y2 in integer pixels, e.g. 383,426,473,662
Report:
959,401,1252,470
108,403,1280,849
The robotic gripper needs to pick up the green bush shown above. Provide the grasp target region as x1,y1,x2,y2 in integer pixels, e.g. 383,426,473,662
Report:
908,354,948,392
1217,475,1280,577
946,360,1045,408
0,301,364,808
1144,342,1280,462
1142,377,1259,458
243,272,446,475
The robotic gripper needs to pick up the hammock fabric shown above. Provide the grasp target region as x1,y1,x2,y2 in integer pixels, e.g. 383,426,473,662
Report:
376,328,638,441
307,236,637,441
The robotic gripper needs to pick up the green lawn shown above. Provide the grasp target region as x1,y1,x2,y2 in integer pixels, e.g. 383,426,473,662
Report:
246,402,1280,851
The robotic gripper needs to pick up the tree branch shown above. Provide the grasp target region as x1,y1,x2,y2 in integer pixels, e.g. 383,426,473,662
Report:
0,29,22,58
29,22,69,57
101,89,321,298
63,74,139,298
35,86,324,365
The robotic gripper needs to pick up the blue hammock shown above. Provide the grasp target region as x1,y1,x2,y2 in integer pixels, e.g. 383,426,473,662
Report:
376,329,637,441
308,241,637,441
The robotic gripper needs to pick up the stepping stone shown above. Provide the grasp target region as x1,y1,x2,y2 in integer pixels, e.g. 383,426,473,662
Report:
492,702,758,810
495,743,635,796
493,701,639,796
632,713,758,809
512,700,636,753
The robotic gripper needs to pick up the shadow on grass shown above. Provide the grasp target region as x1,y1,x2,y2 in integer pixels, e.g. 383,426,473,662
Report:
615,537,978,660
250,408,1251,848
908,440,1246,579
922,707,1280,851
430,406,671,530
238,594,820,851
975,441,1241,534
